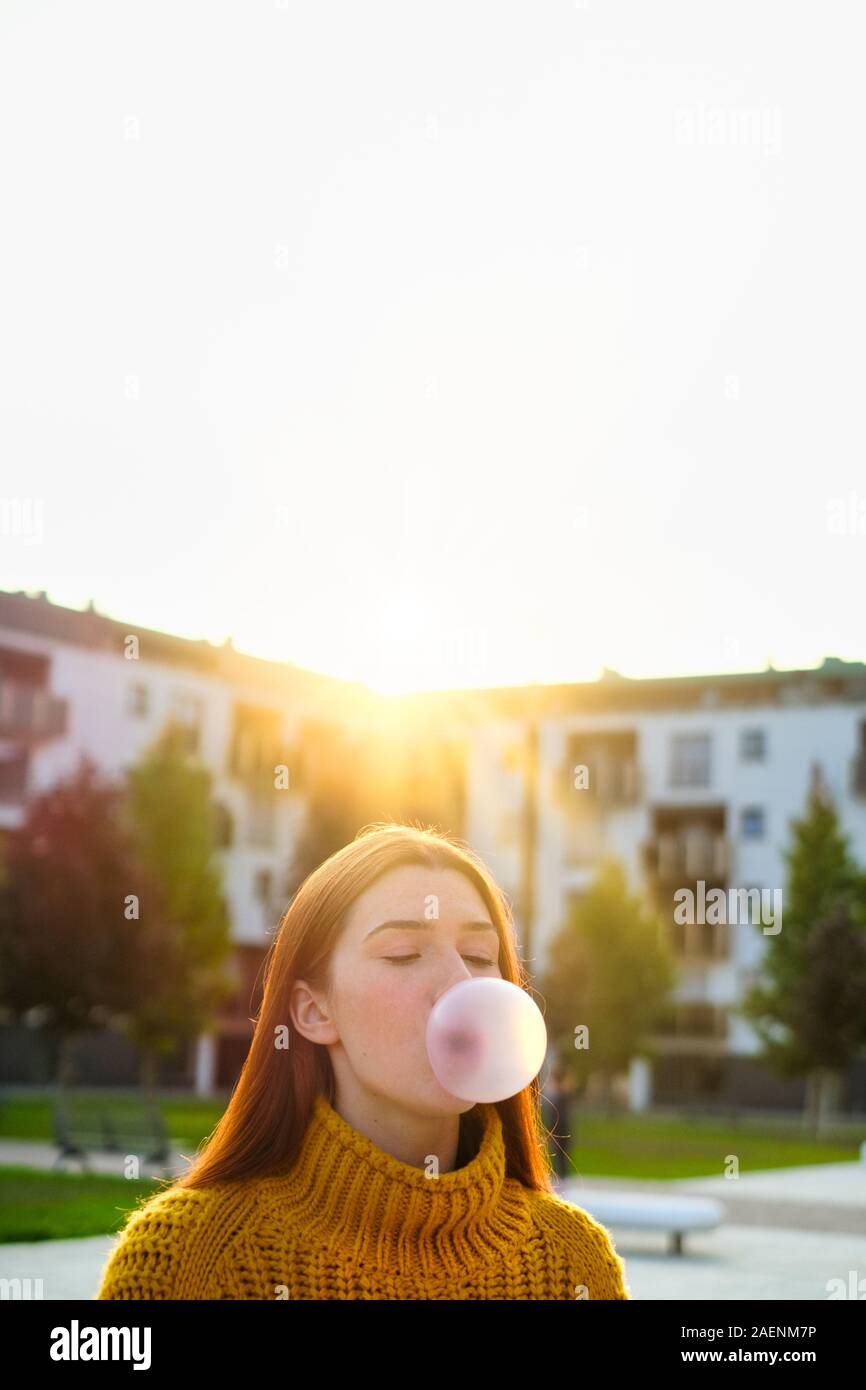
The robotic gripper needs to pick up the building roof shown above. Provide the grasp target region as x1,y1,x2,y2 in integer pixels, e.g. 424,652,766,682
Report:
391,657,866,720
0,589,377,715
3,588,864,721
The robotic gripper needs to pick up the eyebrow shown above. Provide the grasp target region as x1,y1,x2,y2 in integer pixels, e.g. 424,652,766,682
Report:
364,918,500,942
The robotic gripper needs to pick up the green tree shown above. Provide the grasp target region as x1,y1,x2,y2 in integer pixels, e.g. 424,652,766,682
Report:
124,720,235,1102
0,753,144,1088
539,857,676,1115
737,767,866,1135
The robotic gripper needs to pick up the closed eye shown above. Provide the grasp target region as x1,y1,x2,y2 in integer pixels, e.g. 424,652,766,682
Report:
383,954,496,967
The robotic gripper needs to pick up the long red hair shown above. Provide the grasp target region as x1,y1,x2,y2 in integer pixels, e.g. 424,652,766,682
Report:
172,822,554,1193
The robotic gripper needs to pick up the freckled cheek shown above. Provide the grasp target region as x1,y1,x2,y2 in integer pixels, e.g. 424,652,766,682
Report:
343,967,428,1050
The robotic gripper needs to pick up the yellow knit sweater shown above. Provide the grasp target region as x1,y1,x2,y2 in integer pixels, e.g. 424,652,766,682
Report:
96,1093,630,1300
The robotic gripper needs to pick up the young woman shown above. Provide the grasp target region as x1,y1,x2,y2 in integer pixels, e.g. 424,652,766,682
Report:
97,822,630,1300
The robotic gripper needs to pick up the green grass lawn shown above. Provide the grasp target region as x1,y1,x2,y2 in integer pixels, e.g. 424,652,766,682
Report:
0,1166,165,1242
557,1110,863,1180
0,1092,862,1241
0,1093,224,1243
0,1093,225,1149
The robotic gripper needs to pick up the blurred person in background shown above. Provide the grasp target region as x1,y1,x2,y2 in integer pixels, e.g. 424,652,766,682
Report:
542,1056,579,1181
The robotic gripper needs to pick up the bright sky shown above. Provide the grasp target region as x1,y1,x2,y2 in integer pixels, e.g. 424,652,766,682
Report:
1,1,864,694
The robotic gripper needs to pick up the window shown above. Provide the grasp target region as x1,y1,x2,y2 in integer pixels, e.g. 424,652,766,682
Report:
669,733,711,787
741,807,765,840
229,703,283,780
127,682,149,717
654,1003,727,1039
740,728,766,761
168,690,202,753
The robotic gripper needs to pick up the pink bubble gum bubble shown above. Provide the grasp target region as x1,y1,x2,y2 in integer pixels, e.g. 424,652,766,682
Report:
425,976,548,1103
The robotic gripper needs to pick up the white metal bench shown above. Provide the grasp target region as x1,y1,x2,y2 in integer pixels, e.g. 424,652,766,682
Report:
562,1187,725,1255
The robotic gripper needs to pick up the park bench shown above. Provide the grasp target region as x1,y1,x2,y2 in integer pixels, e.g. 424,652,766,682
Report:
565,1187,725,1255
52,1096,171,1174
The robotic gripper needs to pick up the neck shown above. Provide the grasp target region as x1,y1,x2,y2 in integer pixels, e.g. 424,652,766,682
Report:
264,1092,531,1276
325,1090,465,1173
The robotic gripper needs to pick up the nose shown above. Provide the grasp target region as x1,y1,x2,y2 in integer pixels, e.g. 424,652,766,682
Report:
432,952,475,1007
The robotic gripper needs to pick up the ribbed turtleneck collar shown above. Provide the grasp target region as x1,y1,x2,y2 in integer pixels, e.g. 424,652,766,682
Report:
264,1092,532,1279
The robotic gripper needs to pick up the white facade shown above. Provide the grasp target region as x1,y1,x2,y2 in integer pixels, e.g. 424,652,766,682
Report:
465,676,866,1083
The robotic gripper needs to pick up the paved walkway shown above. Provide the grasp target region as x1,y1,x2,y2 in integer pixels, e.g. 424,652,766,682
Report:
0,1137,191,1178
677,1160,866,1207
602,1224,866,1300
556,1161,866,1236
553,1160,866,1297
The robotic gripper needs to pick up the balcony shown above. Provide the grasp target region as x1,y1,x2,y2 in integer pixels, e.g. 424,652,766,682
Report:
562,731,641,810
652,1001,729,1043
594,758,642,807
227,703,288,786
642,828,729,882
0,681,67,741
643,812,731,961
666,917,731,961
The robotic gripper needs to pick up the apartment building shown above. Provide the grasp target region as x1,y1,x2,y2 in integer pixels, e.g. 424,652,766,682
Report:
2,586,864,1112
444,661,866,1111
